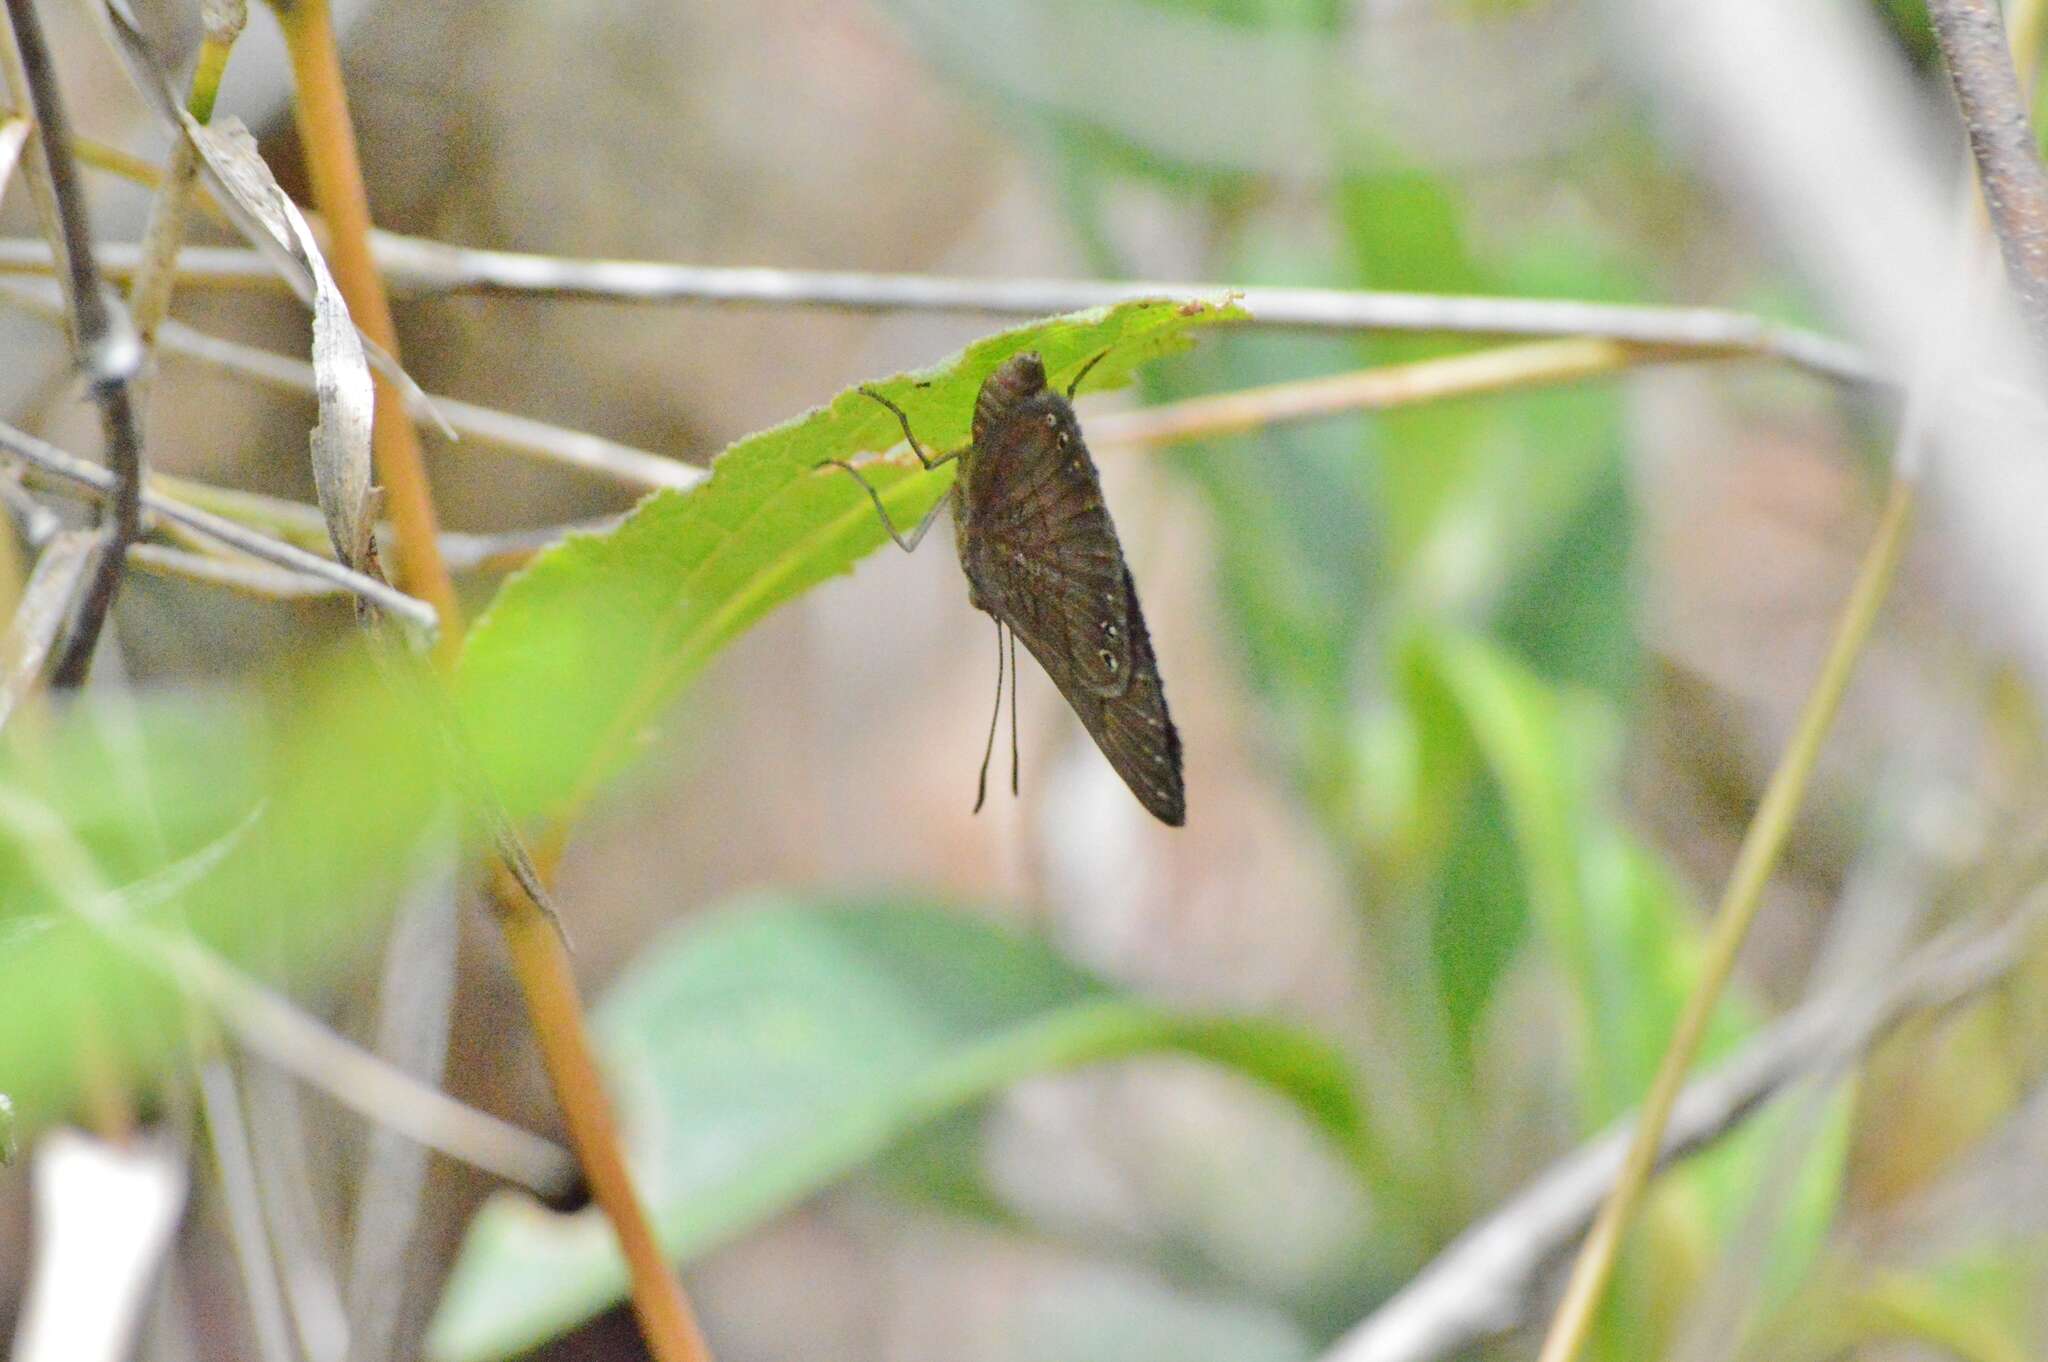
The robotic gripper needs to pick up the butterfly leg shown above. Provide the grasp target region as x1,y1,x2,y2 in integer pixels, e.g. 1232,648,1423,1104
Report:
816,458,950,553
974,621,1005,814
858,387,962,472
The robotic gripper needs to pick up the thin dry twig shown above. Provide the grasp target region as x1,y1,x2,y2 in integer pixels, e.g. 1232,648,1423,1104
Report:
0,529,100,728
344,847,461,1362
126,540,346,600
0,416,439,632
123,524,606,601
125,0,245,350
0,34,72,317
0,278,700,491
1323,903,2044,1362
137,473,615,573
196,1057,299,1362
156,315,699,491
1928,0,2048,339
363,233,1877,383
0,235,1877,384
1089,338,1684,448
1,0,147,686
5,468,546,607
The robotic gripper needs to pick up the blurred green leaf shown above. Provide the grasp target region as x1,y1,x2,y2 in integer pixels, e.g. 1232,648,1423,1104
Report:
864,1105,1023,1228
0,672,417,1113
1427,777,1526,1072
0,645,548,1129
1492,463,1637,700
456,300,1242,819
1401,631,1744,1119
429,896,1373,1362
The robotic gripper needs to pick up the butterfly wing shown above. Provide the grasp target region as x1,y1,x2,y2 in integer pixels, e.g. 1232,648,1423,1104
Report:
1058,567,1185,826
963,393,1134,694
958,379,1185,825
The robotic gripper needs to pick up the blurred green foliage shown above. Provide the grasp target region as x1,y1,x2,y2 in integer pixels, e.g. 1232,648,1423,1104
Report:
432,896,1377,1360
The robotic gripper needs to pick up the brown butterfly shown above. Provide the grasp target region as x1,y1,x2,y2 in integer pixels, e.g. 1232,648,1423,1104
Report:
820,350,1185,826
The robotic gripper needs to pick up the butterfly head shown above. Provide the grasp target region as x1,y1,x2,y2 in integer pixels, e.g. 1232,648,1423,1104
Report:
973,352,1050,443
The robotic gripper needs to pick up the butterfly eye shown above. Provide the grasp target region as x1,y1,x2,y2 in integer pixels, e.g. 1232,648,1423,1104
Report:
1098,649,1118,672
1044,413,1059,428
1102,621,1119,638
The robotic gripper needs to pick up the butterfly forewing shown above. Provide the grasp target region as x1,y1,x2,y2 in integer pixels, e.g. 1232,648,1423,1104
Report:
965,402,1134,693
955,354,1185,824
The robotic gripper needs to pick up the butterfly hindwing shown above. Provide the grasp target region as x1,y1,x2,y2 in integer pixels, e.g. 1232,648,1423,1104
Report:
1059,568,1184,825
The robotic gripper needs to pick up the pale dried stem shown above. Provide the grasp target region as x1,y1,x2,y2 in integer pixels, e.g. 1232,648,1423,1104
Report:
0,234,1874,383
0,417,438,632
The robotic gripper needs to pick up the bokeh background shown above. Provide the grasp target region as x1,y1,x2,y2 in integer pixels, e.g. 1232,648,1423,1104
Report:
4,1,2048,1361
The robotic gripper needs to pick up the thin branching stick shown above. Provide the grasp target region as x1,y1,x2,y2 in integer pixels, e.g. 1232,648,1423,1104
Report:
1,0,146,686
1,280,700,490
1929,0,2048,339
0,416,438,629
140,473,617,571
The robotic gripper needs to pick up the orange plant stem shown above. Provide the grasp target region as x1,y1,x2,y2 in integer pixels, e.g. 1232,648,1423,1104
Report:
497,866,713,1362
270,6,712,1359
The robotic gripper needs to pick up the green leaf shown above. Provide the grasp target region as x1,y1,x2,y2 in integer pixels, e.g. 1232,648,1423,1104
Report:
1427,776,1527,1074
863,1105,1024,1228
428,896,1371,1362
455,300,1243,819
1401,631,1748,1117
0,658,462,1126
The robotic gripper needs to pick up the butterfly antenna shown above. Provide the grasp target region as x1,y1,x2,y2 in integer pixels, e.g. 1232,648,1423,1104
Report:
1065,347,1113,400
1008,626,1021,798
974,622,1005,813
